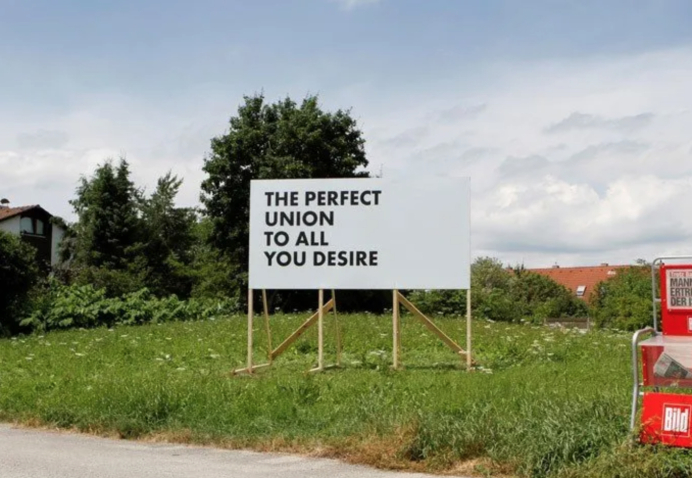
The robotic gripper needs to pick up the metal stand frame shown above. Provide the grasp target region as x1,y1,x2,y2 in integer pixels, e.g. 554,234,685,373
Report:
630,255,692,432
630,326,655,431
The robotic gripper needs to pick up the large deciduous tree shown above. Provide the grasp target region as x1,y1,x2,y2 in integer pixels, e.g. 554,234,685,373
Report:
200,94,370,304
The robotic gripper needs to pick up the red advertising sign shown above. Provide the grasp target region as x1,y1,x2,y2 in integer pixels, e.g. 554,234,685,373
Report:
661,265,692,336
641,392,692,447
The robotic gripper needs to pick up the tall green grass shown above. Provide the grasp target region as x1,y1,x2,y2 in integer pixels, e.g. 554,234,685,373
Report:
0,313,689,477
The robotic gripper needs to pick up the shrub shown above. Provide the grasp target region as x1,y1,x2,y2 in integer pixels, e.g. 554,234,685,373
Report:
590,265,655,330
410,257,588,323
0,230,40,334
21,282,241,333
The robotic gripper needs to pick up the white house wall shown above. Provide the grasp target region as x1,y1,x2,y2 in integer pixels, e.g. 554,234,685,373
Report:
0,215,20,234
51,225,65,266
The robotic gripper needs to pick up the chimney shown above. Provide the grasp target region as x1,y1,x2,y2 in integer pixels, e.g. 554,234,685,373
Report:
600,263,609,266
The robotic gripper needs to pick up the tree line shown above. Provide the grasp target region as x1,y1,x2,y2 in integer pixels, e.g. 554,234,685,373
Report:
0,94,656,335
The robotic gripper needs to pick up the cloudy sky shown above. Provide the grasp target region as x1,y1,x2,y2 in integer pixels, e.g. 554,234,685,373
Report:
2,0,691,267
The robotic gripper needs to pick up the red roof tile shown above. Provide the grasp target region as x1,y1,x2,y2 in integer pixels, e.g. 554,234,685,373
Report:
528,264,632,303
0,205,40,222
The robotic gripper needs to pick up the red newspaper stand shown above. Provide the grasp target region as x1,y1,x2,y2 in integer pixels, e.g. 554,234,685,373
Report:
632,257,692,447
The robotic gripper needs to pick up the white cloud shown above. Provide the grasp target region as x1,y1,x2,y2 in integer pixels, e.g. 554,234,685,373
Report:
359,47,692,266
2,47,692,268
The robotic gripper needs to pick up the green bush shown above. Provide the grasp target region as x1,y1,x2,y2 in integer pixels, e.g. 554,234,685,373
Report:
411,257,587,323
0,230,40,334
21,282,240,333
590,265,655,330
405,290,467,317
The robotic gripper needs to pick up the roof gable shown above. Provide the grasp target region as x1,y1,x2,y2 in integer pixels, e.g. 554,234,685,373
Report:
0,205,50,222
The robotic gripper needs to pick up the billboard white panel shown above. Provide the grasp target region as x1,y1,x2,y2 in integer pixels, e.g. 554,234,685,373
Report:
248,177,470,290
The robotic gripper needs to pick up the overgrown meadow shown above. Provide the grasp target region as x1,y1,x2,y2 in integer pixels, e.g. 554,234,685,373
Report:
1,312,691,477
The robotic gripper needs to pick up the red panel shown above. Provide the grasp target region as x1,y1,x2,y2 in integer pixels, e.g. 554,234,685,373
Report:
661,265,692,336
641,345,664,386
641,392,692,447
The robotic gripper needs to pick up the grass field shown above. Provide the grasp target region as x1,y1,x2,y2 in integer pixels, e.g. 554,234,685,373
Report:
0,312,691,478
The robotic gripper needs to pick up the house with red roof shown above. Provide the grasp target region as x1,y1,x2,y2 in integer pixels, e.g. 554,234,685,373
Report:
0,200,65,270
528,263,631,304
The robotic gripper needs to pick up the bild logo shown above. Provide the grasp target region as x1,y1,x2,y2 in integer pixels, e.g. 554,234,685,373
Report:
663,404,692,436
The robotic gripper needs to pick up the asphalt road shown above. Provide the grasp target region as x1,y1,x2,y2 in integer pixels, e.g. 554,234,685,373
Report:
0,424,451,478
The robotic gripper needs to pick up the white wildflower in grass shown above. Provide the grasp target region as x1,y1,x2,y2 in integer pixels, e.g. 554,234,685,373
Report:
75,353,84,357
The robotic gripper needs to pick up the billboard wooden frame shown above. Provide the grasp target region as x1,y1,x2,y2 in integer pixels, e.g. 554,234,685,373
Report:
233,288,472,374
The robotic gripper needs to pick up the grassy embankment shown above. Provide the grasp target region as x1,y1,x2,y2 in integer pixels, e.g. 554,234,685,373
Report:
0,312,691,478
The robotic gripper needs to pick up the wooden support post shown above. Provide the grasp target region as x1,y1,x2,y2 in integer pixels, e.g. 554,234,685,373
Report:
231,362,271,375
317,289,324,371
270,299,334,360
397,292,464,355
262,289,272,364
466,288,472,371
393,289,400,370
333,289,342,367
247,288,254,373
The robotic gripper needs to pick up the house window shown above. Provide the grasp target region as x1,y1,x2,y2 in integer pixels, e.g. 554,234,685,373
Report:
20,217,46,236
576,285,586,297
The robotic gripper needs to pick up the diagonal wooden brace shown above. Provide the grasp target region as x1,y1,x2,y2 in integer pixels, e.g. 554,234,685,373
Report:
397,291,466,355
270,298,335,361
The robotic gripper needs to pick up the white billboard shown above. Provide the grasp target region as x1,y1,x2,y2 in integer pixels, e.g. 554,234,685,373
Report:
248,177,470,290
